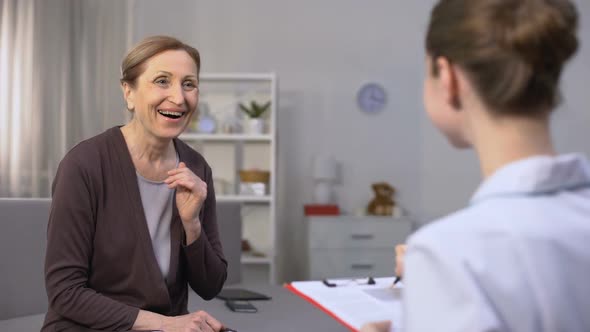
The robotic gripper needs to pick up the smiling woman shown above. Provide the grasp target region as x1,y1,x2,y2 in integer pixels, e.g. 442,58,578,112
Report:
42,36,229,332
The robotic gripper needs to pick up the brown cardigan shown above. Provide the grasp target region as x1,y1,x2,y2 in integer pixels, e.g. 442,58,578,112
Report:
42,127,227,331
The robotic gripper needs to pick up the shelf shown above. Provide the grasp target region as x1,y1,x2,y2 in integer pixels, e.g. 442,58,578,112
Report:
179,133,272,142
241,253,272,265
201,73,275,81
217,195,272,203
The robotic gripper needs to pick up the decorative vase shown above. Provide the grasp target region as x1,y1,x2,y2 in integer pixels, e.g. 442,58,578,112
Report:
198,114,217,134
195,102,216,133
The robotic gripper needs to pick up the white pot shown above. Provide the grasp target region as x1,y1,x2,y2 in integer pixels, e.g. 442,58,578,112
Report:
245,118,265,134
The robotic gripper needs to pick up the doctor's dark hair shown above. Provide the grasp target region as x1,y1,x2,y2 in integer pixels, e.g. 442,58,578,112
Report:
426,0,578,116
120,35,201,87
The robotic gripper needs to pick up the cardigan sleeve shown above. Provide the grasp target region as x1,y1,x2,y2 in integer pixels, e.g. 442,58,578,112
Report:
183,164,228,300
45,152,139,331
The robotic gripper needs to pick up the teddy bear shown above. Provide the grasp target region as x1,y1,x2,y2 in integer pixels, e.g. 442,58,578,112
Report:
367,182,396,216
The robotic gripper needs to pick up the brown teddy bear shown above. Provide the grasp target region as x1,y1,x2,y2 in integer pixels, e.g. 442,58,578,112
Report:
367,182,396,216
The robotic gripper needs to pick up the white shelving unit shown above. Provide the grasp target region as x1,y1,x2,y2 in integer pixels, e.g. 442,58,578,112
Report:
216,195,272,203
179,73,278,284
180,133,272,142
241,255,273,265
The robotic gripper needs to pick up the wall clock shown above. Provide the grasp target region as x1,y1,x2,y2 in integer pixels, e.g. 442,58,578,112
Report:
357,82,387,114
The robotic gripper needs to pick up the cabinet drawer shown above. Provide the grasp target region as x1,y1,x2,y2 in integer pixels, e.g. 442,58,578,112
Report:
308,249,395,279
308,217,411,249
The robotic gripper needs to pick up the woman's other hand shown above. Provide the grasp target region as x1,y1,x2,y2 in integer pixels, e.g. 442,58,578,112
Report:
166,162,207,244
162,310,224,332
395,244,407,278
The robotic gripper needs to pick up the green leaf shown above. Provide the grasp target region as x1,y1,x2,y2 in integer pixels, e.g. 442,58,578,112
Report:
240,100,271,118
239,103,253,117
261,101,271,111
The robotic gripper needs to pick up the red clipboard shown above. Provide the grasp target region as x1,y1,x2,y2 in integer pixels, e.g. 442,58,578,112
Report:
284,283,358,332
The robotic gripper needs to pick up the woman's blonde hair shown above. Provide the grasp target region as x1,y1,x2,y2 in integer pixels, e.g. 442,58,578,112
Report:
426,0,578,116
120,35,201,87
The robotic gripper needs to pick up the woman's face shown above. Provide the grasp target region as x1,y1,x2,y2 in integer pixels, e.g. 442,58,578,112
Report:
123,49,199,140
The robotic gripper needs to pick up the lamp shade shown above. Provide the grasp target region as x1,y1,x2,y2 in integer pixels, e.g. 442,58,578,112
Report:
313,155,337,181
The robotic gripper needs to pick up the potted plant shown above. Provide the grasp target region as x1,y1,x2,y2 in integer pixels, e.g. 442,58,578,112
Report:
239,100,270,134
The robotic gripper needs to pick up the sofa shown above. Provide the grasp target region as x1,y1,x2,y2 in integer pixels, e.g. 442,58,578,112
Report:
0,198,242,324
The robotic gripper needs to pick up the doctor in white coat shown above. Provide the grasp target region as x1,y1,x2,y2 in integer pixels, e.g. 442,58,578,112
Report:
362,0,590,331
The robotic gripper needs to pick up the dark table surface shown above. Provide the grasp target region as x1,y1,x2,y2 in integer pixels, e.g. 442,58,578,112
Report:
0,284,349,332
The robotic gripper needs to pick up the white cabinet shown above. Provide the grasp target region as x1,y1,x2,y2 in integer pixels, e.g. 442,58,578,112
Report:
180,73,278,284
306,216,413,280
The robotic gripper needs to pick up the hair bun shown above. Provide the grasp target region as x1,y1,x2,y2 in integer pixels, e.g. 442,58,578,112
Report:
426,0,579,115
502,0,578,69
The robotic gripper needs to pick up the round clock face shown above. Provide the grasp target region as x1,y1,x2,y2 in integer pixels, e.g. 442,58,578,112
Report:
357,83,387,114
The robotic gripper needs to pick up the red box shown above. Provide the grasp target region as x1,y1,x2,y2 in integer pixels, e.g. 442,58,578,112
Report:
304,204,340,216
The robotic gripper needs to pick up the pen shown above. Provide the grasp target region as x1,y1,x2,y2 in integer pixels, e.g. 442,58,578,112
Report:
393,276,402,285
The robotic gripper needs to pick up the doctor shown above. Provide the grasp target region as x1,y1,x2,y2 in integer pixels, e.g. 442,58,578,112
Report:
362,0,590,331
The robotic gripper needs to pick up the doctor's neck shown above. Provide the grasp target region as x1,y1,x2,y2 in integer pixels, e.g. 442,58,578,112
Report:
467,105,555,179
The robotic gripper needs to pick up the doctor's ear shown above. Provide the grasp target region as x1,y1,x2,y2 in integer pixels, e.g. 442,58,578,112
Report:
121,81,135,111
436,57,462,110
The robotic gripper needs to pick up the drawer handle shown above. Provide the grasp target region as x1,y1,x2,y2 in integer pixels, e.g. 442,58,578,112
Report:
350,234,374,240
351,263,374,270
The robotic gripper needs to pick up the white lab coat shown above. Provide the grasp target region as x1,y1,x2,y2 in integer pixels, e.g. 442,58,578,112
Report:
401,154,590,332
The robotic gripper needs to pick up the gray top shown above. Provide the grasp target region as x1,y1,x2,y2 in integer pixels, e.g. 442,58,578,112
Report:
136,156,178,279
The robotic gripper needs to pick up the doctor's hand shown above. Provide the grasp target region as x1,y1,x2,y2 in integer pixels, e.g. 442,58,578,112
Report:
166,162,207,244
360,321,391,332
395,244,407,278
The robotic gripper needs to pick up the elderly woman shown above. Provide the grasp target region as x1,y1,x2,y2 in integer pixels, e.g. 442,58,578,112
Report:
42,36,228,332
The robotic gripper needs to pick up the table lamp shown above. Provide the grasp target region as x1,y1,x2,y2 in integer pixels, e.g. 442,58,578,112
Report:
312,156,337,204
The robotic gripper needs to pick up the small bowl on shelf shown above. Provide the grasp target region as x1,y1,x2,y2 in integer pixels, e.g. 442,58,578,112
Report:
239,170,270,196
